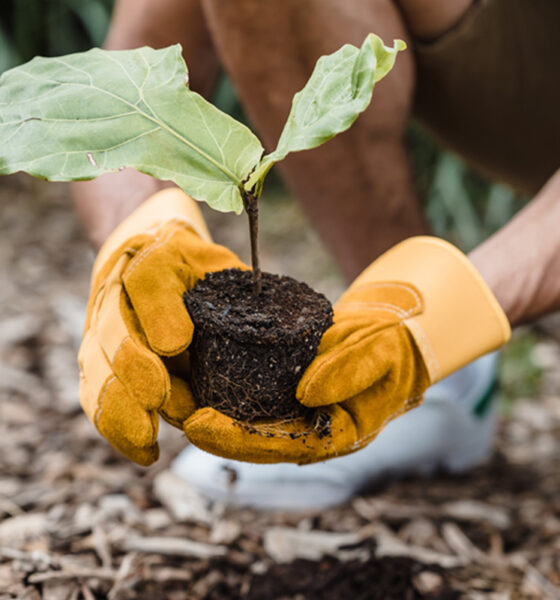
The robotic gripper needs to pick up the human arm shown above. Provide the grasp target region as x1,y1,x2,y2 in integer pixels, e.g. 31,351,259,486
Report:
469,168,560,326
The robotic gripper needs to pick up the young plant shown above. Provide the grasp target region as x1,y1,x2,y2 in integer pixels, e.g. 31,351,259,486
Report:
0,33,405,294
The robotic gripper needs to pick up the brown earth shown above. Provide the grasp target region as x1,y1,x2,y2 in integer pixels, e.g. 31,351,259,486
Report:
185,268,333,422
1,174,559,599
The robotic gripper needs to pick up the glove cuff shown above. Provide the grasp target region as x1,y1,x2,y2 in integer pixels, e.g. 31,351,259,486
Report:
95,188,211,273
354,236,511,383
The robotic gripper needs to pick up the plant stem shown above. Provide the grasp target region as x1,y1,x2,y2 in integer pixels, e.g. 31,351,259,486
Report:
242,190,262,295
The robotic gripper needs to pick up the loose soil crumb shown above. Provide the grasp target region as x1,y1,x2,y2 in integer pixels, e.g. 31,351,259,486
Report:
184,268,333,422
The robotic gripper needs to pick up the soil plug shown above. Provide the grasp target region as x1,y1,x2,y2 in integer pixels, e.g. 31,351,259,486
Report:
184,269,333,421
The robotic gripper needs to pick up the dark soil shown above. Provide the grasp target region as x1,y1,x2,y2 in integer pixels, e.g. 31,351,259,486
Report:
247,557,460,600
184,268,333,422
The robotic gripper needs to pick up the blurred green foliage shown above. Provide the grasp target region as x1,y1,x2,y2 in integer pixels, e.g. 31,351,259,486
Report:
0,0,114,73
407,123,529,253
497,329,544,412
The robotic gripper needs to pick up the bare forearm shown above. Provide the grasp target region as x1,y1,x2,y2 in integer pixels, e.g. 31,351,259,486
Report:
73,0,219,249
469,169,560,326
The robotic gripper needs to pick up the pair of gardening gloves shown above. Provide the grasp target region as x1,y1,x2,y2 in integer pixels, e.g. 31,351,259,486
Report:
79,189,511,466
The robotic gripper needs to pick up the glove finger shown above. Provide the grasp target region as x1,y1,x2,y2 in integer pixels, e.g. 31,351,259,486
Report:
90,253,170,411
96,413,159,466
111,294,170,410
335,281,424,322
313,278,424,357
316,310,397,357
183,406,357,464
79,327,161,462
337,334,429,441
159,375,197,429
163,349,191,380
123,228,195,356
123,226,246,356
78,328,114,424
81,318,168,417
95,375,159,448
178,225,248,274
79,255,132,405
297,325,403,407
341,385,424,444
159,351,197,429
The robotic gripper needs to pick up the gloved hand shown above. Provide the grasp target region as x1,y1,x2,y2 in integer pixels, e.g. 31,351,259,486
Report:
184,236,511,464
78,188,245,465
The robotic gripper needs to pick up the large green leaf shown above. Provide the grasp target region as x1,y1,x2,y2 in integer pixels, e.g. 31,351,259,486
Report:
245,34,405,193
0,45,264,213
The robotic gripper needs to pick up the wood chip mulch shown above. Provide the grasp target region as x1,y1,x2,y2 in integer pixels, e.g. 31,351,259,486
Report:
1,175,559,599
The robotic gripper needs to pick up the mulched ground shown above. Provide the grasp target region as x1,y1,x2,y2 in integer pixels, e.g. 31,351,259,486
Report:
1,175,559,599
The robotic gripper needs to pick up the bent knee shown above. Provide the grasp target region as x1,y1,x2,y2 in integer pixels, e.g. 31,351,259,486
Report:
395,0,474,40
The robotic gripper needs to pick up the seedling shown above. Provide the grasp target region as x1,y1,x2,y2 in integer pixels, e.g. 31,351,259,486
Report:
0,34,405,424
0,33,404,290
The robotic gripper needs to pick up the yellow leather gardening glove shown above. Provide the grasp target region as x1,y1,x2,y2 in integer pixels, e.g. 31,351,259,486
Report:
78,188,245,465
184,236,511,464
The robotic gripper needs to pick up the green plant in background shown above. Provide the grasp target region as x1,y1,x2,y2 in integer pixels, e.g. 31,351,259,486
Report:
0,0,114,73
407,123,529,253
497,330,544,412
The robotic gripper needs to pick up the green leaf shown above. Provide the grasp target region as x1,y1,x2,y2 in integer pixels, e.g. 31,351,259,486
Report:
245,34,405,193
0,45,264,213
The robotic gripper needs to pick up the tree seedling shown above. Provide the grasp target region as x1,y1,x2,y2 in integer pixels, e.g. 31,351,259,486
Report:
0,34,405,423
